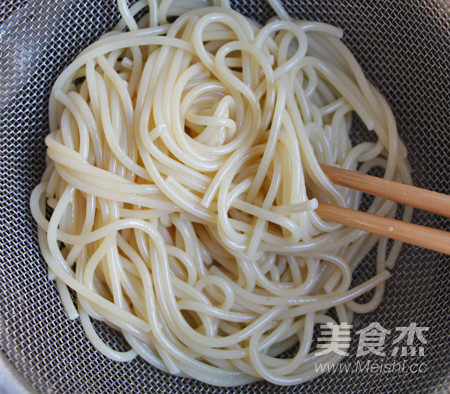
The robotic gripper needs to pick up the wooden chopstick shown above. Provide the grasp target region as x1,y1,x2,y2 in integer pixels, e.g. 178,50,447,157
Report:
321,164,450,218
316,202,450,255
316,164,450,255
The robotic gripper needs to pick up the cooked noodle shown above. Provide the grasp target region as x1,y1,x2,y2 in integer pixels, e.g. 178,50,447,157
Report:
30,0,413,386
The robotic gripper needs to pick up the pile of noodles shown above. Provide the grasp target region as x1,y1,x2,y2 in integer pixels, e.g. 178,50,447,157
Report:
30,0,412,386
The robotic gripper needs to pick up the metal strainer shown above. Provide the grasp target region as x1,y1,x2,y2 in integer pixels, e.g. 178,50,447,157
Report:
0,1,449,392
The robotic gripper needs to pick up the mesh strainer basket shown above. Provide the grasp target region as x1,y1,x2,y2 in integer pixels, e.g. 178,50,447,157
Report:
0,1,449,393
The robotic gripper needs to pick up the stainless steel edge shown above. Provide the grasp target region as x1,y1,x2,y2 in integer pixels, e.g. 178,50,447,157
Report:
0,352,35,394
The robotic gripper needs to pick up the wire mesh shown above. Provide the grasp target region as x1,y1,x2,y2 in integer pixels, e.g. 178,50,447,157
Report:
0,0,449,392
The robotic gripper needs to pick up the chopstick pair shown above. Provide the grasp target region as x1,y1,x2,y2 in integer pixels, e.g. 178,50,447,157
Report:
316,164,450,255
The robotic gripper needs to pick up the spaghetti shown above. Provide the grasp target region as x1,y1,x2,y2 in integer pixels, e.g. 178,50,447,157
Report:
30,0,413,386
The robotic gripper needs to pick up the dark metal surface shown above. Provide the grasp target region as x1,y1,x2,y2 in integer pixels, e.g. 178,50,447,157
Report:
0,0,449,392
